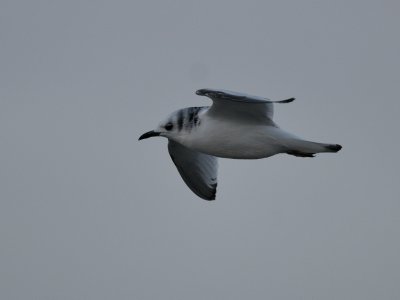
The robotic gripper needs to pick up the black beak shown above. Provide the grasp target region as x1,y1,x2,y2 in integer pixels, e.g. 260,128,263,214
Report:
138,130,160,140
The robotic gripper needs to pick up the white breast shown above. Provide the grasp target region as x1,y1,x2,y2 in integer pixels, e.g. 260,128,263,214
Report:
183,114,286,159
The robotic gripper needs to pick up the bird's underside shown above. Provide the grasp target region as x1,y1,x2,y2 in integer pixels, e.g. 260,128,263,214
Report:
178,121,341,160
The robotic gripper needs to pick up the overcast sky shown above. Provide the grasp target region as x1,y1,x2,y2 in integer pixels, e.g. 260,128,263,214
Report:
1,0,399,299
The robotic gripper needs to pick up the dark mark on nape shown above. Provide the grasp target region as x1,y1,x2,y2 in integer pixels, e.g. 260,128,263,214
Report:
177,109,184,131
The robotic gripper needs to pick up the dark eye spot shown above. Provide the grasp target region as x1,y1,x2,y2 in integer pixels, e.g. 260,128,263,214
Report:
165,123,173,131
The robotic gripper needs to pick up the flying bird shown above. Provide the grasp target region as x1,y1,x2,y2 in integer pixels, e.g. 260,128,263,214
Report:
139,89,342,200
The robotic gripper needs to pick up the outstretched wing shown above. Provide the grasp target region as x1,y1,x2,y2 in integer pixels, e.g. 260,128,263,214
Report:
168,140,218,201
196,88,294,124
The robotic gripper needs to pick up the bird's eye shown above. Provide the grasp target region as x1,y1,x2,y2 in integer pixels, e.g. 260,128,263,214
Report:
165,123,173,131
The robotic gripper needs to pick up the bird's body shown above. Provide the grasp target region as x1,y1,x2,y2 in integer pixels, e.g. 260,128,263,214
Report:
139,88,342,200
166,105,338,160
177,109,286,159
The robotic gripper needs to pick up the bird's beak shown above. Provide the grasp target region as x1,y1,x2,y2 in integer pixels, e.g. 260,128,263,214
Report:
138,130,160,140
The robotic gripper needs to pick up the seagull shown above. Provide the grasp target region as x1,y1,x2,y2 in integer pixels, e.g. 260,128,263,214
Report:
139,88,342,200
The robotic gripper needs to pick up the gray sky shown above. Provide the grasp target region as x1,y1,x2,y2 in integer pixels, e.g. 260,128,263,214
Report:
1,0,399,299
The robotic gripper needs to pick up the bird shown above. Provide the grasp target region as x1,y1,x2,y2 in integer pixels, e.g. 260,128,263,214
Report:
139,88,342,200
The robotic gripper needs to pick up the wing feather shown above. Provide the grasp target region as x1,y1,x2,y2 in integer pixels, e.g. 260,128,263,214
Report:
168,140,218,201
196,88,294,123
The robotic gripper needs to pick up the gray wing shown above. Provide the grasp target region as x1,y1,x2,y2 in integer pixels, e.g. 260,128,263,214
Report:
168,140,218,201
196,88,294,123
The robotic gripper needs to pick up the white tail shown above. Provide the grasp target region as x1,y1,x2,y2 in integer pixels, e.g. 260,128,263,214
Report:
286,140,342,157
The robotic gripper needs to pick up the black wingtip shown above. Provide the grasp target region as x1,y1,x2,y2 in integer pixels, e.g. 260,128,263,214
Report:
278,97,295,103
196,89,208,96
201,183,217,201
326,144,342,152
199,194,216,201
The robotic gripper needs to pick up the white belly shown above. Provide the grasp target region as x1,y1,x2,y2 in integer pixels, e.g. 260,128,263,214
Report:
184,121,288,159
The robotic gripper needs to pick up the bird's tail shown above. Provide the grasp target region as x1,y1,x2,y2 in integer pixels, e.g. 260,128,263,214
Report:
286,139,342,157
264,127,342,157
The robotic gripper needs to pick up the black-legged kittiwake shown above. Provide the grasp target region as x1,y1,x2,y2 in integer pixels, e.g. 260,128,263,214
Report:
139,88,342,200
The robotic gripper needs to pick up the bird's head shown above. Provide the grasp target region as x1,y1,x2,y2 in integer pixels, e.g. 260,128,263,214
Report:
138,109,189,142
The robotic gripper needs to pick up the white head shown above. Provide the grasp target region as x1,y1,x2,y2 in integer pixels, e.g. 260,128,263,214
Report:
138,107,205,143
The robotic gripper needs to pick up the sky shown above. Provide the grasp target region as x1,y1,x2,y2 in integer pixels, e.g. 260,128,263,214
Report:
1,0,399,299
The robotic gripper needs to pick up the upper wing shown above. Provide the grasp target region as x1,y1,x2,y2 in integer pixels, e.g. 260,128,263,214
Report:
196,88,294,123
168,140,218,201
